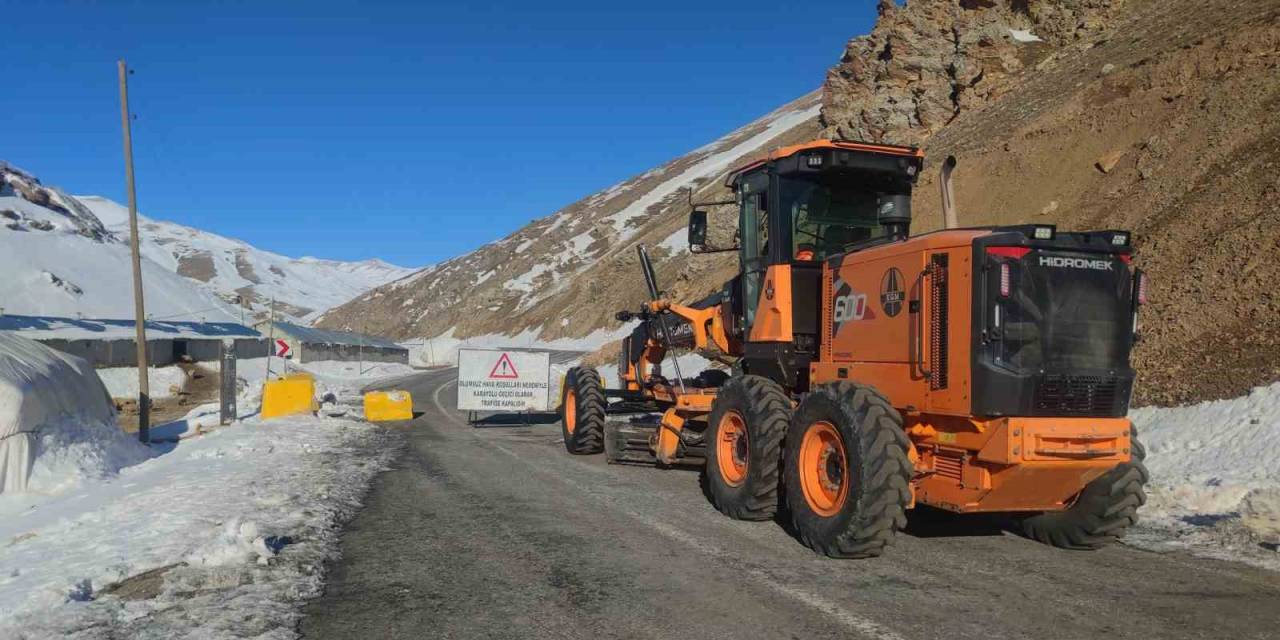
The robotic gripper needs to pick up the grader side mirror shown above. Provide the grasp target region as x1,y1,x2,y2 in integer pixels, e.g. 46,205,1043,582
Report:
688,210,708,248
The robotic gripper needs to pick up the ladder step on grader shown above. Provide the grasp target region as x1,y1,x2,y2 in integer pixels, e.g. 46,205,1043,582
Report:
557,140,1150,557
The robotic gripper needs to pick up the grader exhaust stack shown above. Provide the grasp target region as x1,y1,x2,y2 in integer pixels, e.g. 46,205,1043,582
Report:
940,155,959,229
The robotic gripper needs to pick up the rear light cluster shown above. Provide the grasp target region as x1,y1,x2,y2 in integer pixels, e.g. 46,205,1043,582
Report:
1131,269,1149,336
986,246,1030,259
986,247,1028,299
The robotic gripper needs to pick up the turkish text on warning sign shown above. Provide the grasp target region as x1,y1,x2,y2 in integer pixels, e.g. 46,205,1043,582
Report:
456,349,551,412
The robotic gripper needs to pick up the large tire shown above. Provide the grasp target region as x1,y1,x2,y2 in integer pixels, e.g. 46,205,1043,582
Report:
704,375,791,521
1018,428,1149,550
560,367,605,454
784,382,913,558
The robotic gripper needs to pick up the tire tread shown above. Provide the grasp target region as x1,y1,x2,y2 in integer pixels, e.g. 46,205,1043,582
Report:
1018,428,1149,550
561,367,606,454
704,375,792,521
788,382,913,559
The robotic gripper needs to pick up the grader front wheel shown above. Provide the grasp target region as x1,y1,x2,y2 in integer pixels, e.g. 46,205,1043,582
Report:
784,382,913,558
560,367,605,454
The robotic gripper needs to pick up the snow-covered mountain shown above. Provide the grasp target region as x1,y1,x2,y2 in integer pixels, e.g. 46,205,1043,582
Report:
76,196,414,323
316,92,822,345
0,162,239,322
0,162,412,324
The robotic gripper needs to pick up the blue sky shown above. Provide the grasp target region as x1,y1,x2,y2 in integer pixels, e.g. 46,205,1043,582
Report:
3,1,877,267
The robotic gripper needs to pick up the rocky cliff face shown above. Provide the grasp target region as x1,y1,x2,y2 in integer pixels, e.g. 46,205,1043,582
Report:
858,0,1280,405
821,0,1125,145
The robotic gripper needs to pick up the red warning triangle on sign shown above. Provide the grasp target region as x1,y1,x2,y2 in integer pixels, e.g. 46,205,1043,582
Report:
488,352,519,379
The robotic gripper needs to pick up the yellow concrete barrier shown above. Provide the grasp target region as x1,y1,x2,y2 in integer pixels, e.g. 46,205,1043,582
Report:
364,390,414,422
262,373,318,420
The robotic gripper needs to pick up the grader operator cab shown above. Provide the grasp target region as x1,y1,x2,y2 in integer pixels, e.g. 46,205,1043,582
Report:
558,140,1149,557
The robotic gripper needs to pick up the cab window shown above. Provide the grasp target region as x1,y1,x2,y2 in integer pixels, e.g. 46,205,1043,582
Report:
739,187,769,329
780,175,889,261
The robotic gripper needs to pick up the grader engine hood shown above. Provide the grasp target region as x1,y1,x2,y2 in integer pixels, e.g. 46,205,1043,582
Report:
972,231,1138,418
819,226,1139,419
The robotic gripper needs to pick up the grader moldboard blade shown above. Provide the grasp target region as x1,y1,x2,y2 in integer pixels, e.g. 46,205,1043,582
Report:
603,418,707,466
603,420,658,465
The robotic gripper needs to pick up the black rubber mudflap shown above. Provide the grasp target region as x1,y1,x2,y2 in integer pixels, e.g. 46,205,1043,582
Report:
604,421,658,465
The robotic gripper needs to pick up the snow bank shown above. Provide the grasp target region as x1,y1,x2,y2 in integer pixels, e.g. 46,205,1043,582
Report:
0,415,396,636
1134,382,1280,516
0,334,147,495
96,366,189,401
1128,382,1280,567
0,352,400,636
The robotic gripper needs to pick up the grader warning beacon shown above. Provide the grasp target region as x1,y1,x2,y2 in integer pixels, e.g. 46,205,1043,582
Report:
558,140,1150,557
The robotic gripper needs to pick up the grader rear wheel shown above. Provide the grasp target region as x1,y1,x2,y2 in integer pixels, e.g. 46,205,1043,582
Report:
796,420,850,518
1018,428,1149,550
784,382,912,558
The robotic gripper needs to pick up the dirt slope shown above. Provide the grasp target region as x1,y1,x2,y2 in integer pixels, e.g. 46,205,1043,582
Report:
894,0,1280,404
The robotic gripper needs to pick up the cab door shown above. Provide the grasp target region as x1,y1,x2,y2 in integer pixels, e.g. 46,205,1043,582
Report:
739,174,770,335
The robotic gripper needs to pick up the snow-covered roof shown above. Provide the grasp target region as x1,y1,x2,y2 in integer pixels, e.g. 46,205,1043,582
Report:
266,322,403,350
0,314,262,341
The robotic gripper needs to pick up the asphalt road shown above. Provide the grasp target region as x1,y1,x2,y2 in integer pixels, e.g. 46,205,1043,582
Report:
302,363,1280,640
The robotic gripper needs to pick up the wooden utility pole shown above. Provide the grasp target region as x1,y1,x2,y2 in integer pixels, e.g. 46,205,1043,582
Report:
118,59,150,443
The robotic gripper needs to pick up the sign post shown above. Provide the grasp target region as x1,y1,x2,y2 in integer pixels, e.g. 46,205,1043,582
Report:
219,339,237,425
457,349,552,417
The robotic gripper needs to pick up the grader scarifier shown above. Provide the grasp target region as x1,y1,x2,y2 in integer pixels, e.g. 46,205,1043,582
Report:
559,140,1149,557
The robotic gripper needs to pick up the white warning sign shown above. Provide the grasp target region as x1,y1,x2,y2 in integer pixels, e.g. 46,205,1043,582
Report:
457,348,551,412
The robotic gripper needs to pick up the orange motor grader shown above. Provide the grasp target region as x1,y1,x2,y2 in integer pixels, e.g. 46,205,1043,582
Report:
558,140,1150,557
